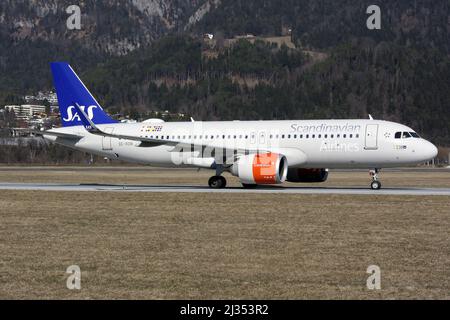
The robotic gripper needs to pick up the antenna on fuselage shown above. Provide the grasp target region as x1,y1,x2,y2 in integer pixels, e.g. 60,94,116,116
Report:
190,117,195,122
368,114,374,120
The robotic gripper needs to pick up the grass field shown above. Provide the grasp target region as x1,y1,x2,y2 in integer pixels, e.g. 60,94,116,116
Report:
0,167,449,299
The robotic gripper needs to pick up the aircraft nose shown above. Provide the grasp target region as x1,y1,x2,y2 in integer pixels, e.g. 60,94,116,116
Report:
421,140,438,161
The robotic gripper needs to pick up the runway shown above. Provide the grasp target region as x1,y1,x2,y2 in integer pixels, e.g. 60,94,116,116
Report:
1,182,450,195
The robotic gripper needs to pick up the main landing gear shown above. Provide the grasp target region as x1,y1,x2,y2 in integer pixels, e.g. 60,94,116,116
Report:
208,165,227,189
208,176,227,189
369,169,382,190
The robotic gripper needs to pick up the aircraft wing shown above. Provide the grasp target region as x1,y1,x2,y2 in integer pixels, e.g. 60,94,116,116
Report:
73,103,253,150
72,103,184,145
14,129,83,140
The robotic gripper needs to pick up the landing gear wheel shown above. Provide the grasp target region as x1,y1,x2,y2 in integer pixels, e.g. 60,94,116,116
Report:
369,169,382,190
370,180,382,190
208,176,227,189
242,183,257,189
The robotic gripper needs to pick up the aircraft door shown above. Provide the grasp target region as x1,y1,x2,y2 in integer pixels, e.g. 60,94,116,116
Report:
364,124,379,150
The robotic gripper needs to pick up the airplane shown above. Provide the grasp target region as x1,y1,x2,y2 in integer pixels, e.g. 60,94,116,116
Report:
37,62,438,190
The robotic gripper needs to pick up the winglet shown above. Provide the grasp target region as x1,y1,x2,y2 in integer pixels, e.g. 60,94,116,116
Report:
74,103,103,134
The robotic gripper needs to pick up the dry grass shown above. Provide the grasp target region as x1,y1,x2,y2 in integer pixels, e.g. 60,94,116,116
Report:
0,173,450,299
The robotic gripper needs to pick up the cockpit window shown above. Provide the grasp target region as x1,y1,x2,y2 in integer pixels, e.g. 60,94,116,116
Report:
402,132,412,138
395,131,420,139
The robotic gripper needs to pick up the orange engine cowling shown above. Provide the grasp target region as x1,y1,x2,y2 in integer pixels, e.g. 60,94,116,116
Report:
231,153,288,185
286,168,329,183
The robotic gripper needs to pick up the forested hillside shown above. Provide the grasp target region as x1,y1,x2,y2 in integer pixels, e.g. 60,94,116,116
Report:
1,0,449,144
80,35,450,144
192,0,450,54
0,0,209,92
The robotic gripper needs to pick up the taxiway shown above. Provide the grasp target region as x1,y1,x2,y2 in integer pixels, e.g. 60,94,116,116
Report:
1,182,450,195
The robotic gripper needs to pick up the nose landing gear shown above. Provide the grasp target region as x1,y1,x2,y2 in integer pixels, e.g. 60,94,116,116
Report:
369,169,382,190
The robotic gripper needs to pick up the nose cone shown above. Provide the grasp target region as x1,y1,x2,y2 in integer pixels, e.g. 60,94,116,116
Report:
421,140,438,161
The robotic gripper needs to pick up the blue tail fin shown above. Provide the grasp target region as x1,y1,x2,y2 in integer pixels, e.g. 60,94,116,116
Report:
50,62,117,127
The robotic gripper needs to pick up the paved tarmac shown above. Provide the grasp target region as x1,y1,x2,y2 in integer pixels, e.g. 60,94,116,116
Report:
1,182,450,195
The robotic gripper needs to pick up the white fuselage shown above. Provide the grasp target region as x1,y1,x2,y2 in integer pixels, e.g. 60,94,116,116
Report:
44,119,437,169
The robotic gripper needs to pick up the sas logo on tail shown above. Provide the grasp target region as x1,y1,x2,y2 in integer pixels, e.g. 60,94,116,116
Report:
63,105,98,122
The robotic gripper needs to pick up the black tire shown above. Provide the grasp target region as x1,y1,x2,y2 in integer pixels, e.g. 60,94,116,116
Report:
242,183,258,189
208,176,226,189
218,176,227,188
370,180,382,190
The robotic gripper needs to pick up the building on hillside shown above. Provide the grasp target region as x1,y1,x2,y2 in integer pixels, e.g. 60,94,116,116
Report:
24,91,58,104
204,33,214,40
5,105,47,119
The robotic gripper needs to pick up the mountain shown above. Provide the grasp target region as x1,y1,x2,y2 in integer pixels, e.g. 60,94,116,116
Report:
191,0,450,54
0,0,215,92
1,0,213,54
1,0,450,144
81,35,450,144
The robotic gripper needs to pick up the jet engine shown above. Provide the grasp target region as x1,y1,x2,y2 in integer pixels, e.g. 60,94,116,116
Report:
231,153,288,185
286,168,329,183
